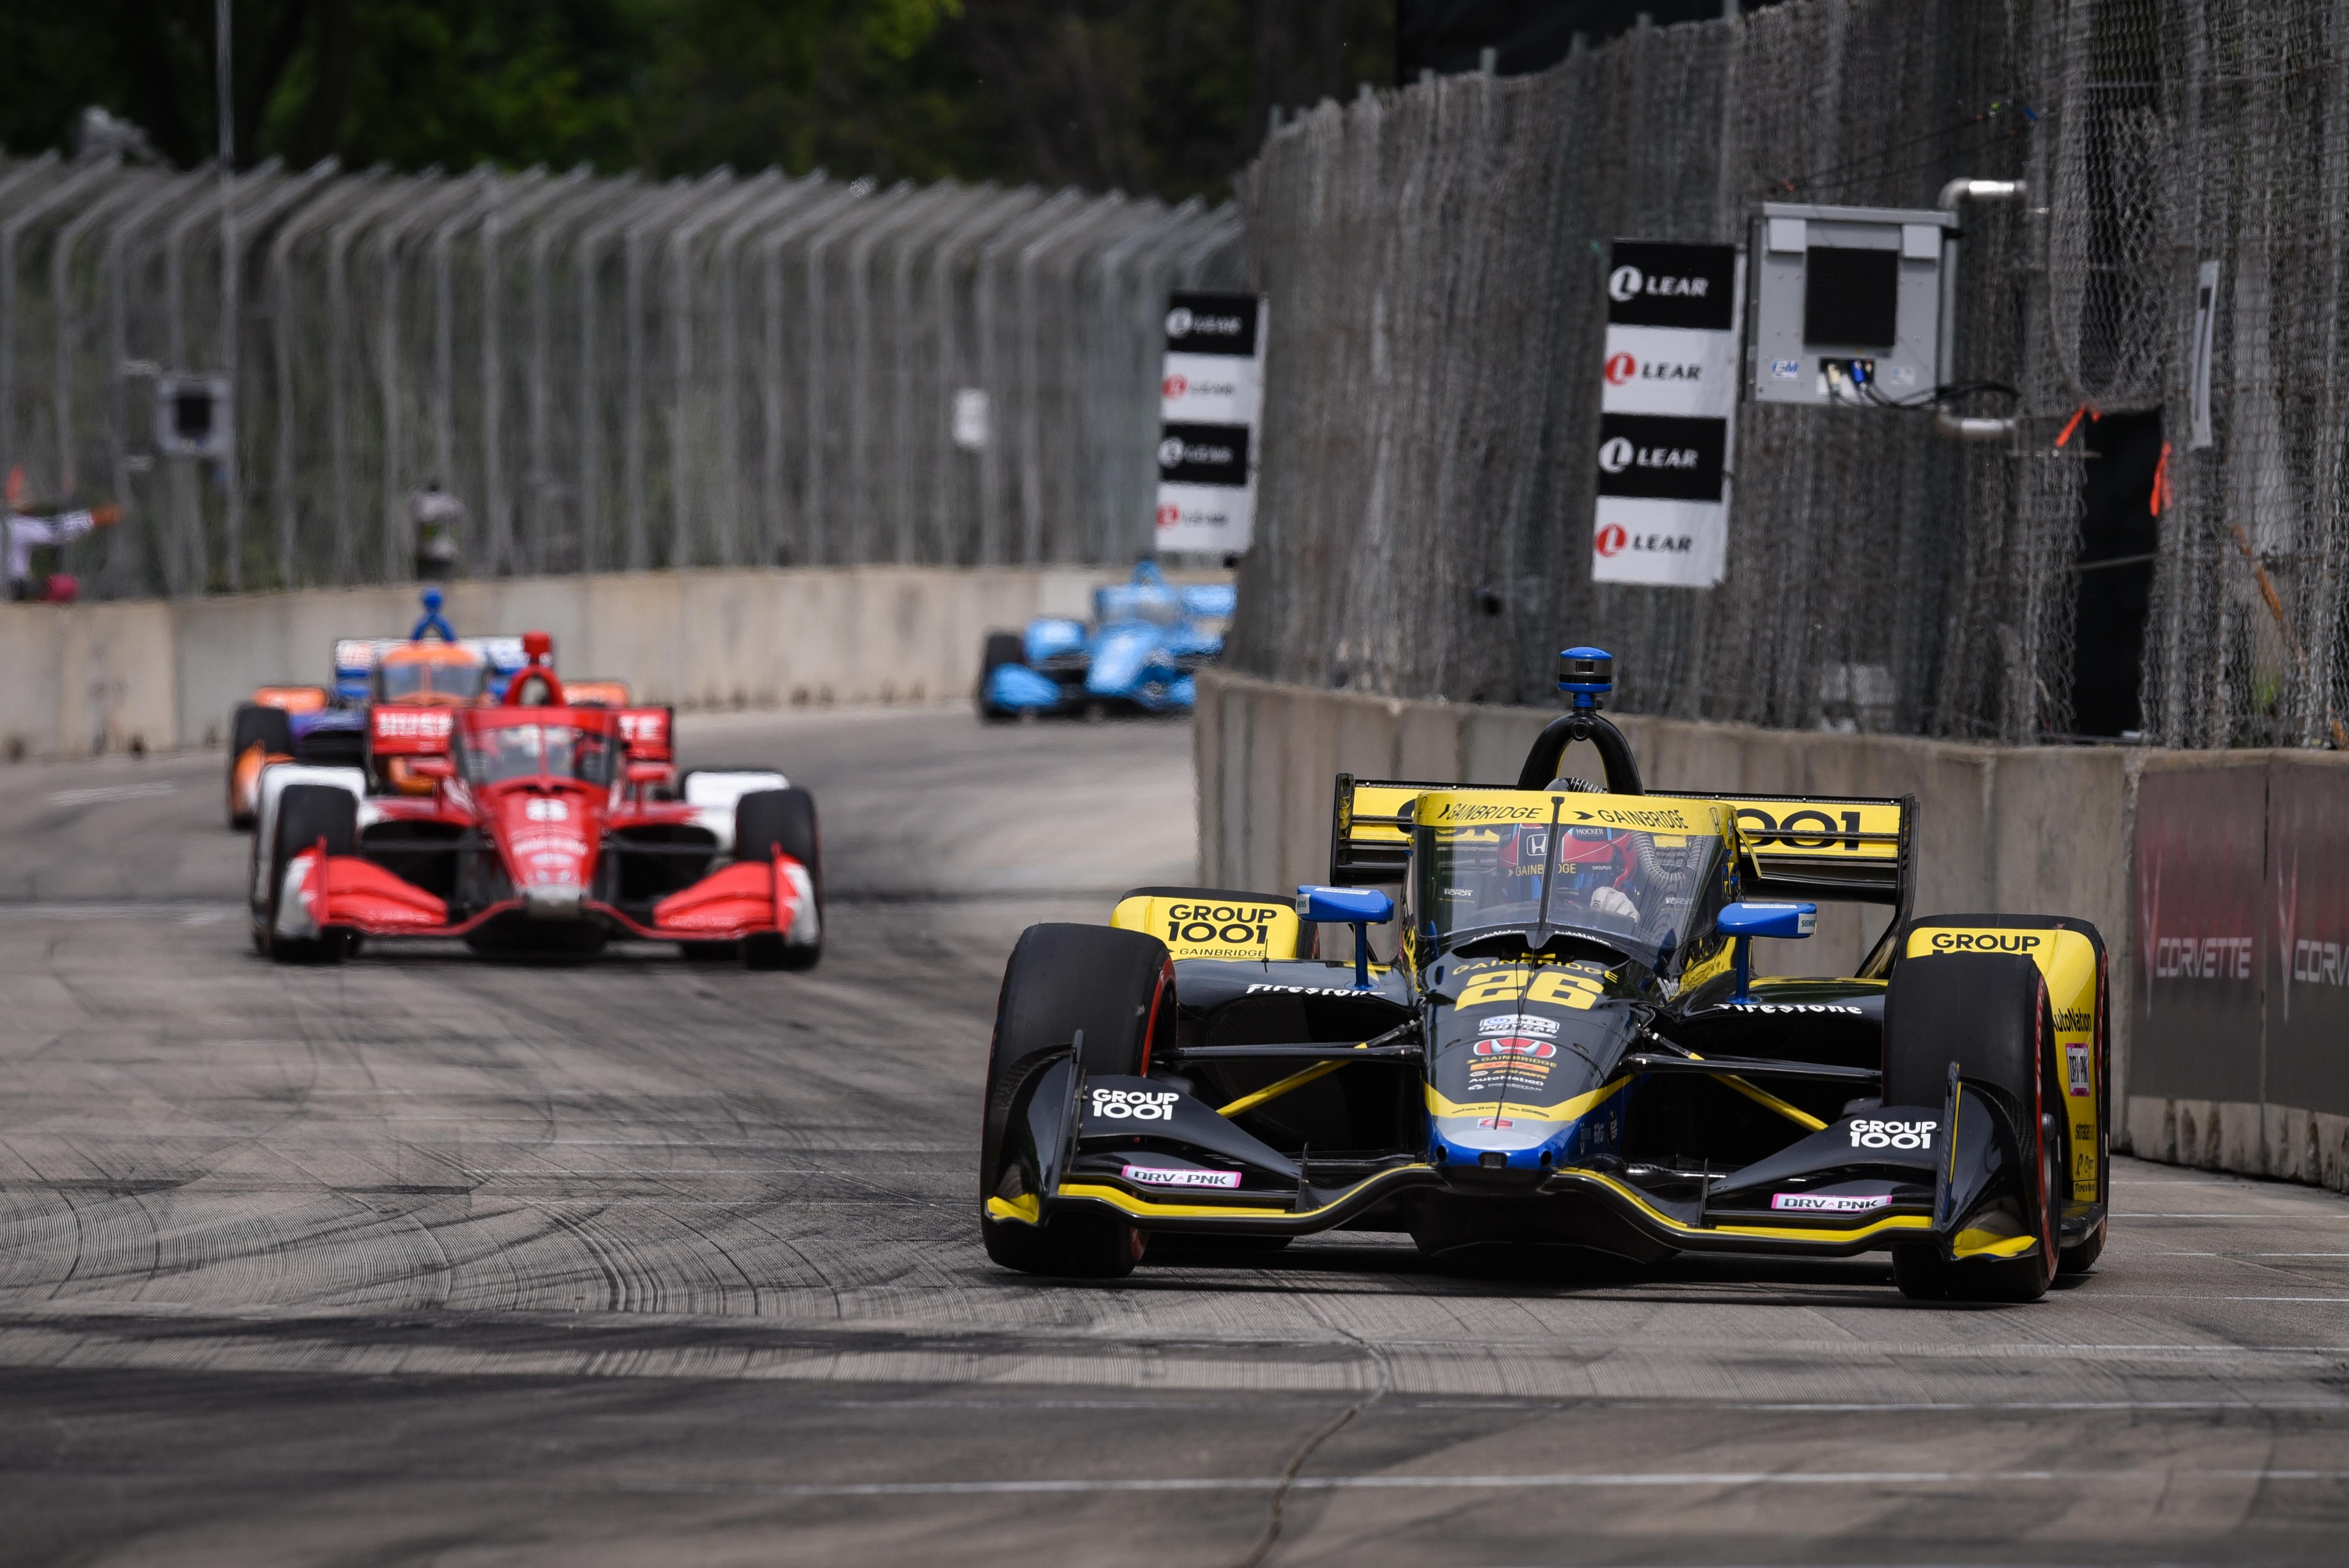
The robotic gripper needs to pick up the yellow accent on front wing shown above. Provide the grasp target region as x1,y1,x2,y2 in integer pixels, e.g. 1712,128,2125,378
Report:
1953,1226,2038,1259
1569,1169,1934,1245
1426,1075,1630,1125
1044,1162,1931,1249
985,1194,1041,1225
1058,1165,1434,1221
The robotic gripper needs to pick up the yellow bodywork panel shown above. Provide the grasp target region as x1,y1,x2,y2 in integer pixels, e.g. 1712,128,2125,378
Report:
1905,922,2102,1202
1717,796,1904,864
1412,788,1735,836
1111,893,1305,962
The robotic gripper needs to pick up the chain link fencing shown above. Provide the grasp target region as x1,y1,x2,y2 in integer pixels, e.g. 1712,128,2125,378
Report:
0,158,1245,598
1232,0,2349,751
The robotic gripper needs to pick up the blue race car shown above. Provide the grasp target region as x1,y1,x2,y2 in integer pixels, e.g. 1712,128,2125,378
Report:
977,563,1235,720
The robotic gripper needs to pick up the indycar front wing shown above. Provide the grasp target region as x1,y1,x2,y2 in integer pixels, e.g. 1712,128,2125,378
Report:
986,1057,2051,1267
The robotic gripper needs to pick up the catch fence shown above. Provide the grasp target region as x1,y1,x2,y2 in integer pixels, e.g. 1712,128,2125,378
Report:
1233,0,2349,750
0,159,1245,597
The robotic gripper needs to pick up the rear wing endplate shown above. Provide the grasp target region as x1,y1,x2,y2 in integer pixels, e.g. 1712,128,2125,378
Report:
1680,790,1915,976
1329,774,1457,886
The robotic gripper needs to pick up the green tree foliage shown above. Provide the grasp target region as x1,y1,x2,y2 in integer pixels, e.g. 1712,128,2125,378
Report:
0,0,1390,201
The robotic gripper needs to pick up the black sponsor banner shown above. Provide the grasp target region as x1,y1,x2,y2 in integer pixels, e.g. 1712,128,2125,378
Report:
2266,758,2349,1116
1593,413,1726,502
2131,764,2266,1105
1164,292,1260,357
1157,422,1250,486
1606,241,1738,331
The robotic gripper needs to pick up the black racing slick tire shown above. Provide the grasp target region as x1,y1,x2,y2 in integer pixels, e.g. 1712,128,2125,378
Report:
979,922,1175,1279
977,631,1023,722
734,787,821,971
264,783,356,964
228,703,293,828
1885,952,2062,1304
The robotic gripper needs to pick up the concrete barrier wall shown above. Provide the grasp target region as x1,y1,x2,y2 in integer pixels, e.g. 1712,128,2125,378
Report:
0,567,1149,760
1196,669,2349,1189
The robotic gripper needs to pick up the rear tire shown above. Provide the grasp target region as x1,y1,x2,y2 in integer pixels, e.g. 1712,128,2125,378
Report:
228,704,293,828
977,631,1023,722
1885,952,2061,1303
264,784,356,964
735,787,821,970
979,922,1174,1278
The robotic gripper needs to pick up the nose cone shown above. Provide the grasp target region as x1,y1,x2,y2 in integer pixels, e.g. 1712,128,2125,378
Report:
522,882,584,920
498,791,595,898
1428,969,1633,1170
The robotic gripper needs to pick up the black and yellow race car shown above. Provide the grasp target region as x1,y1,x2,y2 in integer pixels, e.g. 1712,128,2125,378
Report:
978,648,2109,1301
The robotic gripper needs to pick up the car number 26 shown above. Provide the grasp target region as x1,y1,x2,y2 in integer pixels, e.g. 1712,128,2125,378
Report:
1454,970,1603,1010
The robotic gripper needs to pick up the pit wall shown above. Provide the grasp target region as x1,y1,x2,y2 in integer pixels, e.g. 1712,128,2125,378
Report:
0,567,1156,760
1196,670,2349,1190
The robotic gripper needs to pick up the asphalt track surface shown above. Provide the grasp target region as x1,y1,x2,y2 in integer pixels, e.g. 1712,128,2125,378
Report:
1,708,2346,1567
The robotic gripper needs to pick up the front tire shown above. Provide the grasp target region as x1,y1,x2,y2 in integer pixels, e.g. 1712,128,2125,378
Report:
977,631,1023,723
227,704,293,828
264,784,356,964
1885,952,2062,1303
979,922,1174,1278
734,787,821,971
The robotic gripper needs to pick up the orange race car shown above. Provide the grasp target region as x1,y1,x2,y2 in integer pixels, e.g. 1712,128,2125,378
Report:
225,590,630,826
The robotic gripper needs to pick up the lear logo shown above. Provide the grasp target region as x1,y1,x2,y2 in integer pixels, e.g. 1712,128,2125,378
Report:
1161,437,1235,466
1595,524,1627,557
1626,533,1692,553
1155,504,1180,527
1603,352,1700,384
1609,265,1710,303
1164,374,1238,399
1166,306,1244,339
1599,437,1699,471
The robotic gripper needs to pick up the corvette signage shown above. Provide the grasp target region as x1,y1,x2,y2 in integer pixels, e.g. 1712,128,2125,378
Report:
1593,240,1743,587
1156,291,1267,555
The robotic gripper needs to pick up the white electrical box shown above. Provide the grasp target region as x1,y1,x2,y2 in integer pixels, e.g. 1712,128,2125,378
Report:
155,374,233,458
1746,203,1955,406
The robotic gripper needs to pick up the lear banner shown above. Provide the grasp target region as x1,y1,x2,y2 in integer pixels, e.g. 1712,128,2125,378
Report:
1156,292,1265,555
1592,242,1743,587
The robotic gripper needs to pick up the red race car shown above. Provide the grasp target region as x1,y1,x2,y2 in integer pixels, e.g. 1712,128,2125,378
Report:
246,641,821,969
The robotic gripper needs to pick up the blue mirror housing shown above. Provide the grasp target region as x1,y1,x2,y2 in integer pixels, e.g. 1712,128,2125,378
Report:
1297,885,1394,925
1716,900,1816,1001
1297,884,1395,989
1718,901,1817,938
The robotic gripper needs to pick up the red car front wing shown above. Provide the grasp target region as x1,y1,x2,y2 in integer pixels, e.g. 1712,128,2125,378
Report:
287,841,813,944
